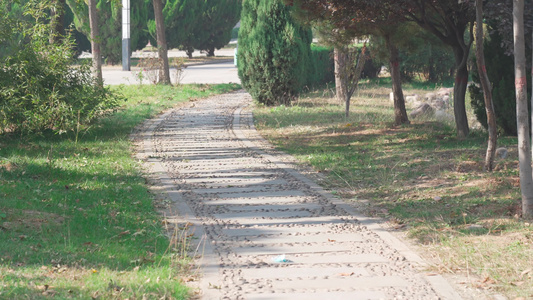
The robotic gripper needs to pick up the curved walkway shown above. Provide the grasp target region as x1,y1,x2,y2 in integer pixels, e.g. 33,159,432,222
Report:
137,91,463,299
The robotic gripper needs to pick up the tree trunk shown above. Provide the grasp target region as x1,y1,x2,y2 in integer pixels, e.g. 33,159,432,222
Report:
186,47,194,59
475,0,497,172
49,0,66,44
152,0,170,84
334,47,347,105
513,0,533,218
386,35,409,126
453,46,470,138
88,0,102,85
343,46,367,118
207,47,215,57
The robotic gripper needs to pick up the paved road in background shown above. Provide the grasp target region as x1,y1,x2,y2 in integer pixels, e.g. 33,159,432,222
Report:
136,91,474,300
100,48,240,85
102,60,240,86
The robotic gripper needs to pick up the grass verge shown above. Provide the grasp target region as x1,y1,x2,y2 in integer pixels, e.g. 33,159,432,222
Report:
253,79,533,299
0,83,240,299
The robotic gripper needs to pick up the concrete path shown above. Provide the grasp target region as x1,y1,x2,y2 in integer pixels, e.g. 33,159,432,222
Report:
136,91,464,299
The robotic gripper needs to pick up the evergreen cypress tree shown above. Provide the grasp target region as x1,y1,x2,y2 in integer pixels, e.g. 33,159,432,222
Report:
67,0,150,64
147,0,203,58
469,25,531,136
191,0,242,57
238,0,312,105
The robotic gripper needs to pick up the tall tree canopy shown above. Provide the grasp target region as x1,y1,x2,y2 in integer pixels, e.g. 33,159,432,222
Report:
148,0,203,58
191,0,241,57
67,0,150,64
289,0,410,125
292,0,475,137
238,0,312,105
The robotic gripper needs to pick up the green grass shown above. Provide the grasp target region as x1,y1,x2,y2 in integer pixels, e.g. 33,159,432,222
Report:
0,83,240,299
254,80,533,298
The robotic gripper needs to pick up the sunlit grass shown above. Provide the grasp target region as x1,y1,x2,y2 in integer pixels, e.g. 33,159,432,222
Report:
254,79,533,298
0,83,240,299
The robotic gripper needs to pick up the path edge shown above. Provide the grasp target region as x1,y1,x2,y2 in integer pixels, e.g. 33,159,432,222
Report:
133,100,223,299
232,105,465,300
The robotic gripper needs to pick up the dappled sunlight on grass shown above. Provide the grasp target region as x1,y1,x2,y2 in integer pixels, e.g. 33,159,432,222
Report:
254,83,533,298
0,83,240,299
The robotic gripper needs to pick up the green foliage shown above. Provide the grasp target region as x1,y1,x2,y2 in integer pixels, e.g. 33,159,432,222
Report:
0,84,239,299
370,26,455,83
67,0,150,64
238,0,312,105
304,45,334,89
147,0,203,57
190,0,242,56
231,26,239,39
469,27,531,136
0,1,120,134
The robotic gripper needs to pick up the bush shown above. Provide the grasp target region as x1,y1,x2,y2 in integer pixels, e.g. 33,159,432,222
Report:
0,1,120,134
303,45,334,90
238,0,312,106
469,26,531,136
370,29,454,83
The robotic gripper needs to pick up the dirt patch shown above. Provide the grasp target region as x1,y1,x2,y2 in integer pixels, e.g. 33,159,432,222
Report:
0,162,17,172
2,210,65,231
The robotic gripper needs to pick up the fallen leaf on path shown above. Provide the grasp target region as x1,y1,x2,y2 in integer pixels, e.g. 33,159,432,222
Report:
338,272,354,276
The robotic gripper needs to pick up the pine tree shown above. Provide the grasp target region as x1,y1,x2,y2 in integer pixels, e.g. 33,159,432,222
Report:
191,0,242,57
238,0,312,105
147,0,203,58
67,0,150,64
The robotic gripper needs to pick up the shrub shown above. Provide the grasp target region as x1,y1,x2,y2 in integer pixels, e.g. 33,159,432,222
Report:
0,1,120,134
469,26,531,136
238,0,312,106
303,45,334,90
370,29,454,83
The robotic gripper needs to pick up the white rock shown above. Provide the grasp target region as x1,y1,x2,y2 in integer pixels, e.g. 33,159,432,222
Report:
410,103,434,119
495,147,508,159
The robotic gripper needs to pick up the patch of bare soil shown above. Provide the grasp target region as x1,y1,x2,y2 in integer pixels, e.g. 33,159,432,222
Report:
2,210,65,231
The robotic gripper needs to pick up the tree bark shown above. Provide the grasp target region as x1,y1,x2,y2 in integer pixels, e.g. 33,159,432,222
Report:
386,35,409,126
152,0,170,84
513,0,533,218
343,46,367,118
475,0,497,172
334,47,347,105
49,0,66,44
453,46,470,138
88,0,102,85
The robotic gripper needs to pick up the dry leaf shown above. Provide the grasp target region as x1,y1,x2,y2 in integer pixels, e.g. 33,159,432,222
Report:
328,239,336,242
338,272,354,276
511,281,525,286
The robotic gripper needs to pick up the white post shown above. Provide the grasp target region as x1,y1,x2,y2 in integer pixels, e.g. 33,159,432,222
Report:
122,0,130,71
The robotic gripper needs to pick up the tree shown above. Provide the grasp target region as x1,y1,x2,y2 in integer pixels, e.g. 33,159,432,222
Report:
152,0,170,84
289,0,409,125
513,0,533,218
49,0,66,44
88,0,102,83
148,0,203,58
67,0,150,64
401,0,475,138
474,0,497,171
191,0,242,57
238,0,312,106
